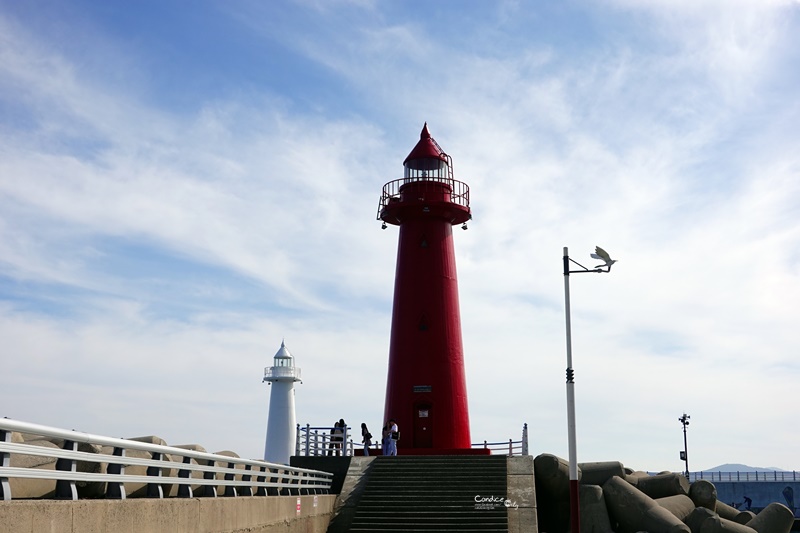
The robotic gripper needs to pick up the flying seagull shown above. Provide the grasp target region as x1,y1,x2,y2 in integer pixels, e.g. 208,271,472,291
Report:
591,246,617,270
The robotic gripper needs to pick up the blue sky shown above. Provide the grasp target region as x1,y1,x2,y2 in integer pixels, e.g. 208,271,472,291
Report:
2,0,799,472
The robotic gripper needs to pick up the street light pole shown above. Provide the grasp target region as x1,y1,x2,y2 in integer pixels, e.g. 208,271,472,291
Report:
679,413,690,478
562,246,613,533
563,248,580,533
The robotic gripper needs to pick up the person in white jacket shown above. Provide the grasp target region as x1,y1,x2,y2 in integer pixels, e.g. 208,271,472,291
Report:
387,419,399,456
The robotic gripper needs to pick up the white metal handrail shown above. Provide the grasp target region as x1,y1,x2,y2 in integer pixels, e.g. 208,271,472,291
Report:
689,470,800,483
0,418,332,501
471,423,529,456
472,440,526,455
263,366,301,380
296,423,529,456
296,424,353,457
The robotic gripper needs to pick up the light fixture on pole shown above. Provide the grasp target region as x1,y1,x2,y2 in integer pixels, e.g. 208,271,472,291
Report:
679,413,690,478
563,245,616,533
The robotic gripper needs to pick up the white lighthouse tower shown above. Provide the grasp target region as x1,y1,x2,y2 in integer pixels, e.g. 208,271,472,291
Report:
262,341,302,464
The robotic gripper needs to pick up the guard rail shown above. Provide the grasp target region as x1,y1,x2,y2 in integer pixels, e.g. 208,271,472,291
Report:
0,418,332,500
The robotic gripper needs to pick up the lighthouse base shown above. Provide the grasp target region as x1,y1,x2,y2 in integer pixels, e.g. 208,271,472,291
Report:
354,447,491,457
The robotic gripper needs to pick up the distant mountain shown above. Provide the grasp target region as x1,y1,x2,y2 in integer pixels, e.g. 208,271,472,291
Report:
703,463,787,472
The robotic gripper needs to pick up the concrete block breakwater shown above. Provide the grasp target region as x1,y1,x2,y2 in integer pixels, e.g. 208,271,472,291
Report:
534,453,797,533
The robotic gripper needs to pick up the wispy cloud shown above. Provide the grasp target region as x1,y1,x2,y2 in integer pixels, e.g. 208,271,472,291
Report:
1,1,798,470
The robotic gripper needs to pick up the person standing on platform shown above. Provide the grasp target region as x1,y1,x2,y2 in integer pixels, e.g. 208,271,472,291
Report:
381,423,390,455
329,421,342,456
361,423,372,456
388,418,399,456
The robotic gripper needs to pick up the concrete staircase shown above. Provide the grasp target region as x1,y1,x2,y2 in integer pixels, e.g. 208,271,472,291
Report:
343,455,509,532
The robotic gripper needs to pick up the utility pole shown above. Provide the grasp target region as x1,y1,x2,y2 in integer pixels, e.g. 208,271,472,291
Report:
678,413,690,478
562,246,615,533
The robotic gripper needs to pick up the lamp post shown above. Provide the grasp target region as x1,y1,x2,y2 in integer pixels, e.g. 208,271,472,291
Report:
679,413,690,478
563,246,615,533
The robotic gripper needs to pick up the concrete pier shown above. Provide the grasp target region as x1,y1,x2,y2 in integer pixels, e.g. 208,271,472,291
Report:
0,495,336,533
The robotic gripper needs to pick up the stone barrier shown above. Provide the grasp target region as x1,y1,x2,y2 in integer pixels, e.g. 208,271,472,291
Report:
9,432,106,499
165,444,208,498
603,475,691,532
715,500,747,522
656,494,696,522
636,472,690,499
732,510,755,524
533,453,797,533
745,502,794,533
579,484,615,533
579,461,626,487
533,453,578,533
8,432,58,499
689,479,717,511
698,516,756,532
685,507,718,532
99,435,177,498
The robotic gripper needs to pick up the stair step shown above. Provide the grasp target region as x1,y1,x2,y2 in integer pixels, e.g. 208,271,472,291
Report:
349,529,508,532
351,524,507,530
328,456,509,533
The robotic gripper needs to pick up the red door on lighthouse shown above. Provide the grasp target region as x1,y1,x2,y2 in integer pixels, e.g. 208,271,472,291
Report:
413,403,433,448
378,124,473,452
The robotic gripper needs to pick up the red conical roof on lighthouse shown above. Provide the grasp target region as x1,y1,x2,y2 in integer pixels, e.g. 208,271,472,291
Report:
403,123,448,165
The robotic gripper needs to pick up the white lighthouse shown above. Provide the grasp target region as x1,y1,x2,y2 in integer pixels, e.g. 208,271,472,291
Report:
262,340,302,464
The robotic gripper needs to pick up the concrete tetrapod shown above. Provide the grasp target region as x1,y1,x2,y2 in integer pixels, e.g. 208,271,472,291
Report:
624,470,650,487
10,433,105,499
42,437,105,498
715,501,749,522
698,516,756,532
579,461,626,487
165,444,208,498
100,435,177,498
602,475,690,533
745,502,794,533
655,494,696,522
635,472,690,499
688,479,717,511
579,484,615,533
685,507,718,532
7,433,58,499
534,453,579,533
213,450,243,497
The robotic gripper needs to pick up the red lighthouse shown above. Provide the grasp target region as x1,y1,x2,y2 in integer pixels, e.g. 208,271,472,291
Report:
378,124,473,452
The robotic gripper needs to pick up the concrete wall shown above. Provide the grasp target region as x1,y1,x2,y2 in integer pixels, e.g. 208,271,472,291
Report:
0,495,336,533
507,455,539,533
291,456,352,494
713,481,800,517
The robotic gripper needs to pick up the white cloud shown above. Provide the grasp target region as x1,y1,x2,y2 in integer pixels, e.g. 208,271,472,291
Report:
1,2,798,472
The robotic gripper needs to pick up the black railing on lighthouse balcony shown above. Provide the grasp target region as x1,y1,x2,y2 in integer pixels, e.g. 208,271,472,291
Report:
376,178,470,220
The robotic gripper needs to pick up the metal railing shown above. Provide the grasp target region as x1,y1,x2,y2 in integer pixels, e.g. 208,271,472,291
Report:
263,366,301,380
689,470,799,483
295,422,530,457
0,418,332,501
377,177,470,219
471,423,529,456
296,424,354,457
